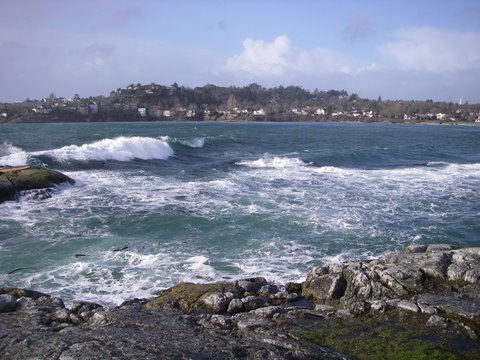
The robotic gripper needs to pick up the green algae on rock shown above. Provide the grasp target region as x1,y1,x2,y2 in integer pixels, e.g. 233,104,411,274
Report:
0,166,74,203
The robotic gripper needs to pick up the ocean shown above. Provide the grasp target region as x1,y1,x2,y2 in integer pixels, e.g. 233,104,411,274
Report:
1,121,479,306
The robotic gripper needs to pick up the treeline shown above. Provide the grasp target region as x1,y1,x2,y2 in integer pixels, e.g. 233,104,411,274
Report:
2,83,479,123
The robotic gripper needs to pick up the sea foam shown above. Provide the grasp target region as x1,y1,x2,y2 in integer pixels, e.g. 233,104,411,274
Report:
0,142,28,166
36,136,174,162
237,156,306,169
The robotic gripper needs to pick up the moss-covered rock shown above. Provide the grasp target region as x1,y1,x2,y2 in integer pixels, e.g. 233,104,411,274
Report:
0,167,74,203
145,282,239,313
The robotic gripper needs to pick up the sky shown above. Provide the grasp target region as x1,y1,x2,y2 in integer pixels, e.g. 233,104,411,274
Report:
1,0,480,103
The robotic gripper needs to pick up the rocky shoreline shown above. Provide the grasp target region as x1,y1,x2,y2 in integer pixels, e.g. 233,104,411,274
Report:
1,244,479,359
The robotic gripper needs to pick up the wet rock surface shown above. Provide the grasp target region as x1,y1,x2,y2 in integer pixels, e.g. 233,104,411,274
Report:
0,166,74,204
1,244,479,359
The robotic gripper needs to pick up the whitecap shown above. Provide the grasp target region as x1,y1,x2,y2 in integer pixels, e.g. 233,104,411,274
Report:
236,156,306,169
34,136,174,162
0,142,28,166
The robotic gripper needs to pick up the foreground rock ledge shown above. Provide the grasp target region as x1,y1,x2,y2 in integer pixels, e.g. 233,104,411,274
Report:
1,244,479,359
0,166,74,203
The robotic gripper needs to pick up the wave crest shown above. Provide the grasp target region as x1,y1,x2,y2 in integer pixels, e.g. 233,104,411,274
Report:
0,142,28,166
237,156,306,169
37,136,174,162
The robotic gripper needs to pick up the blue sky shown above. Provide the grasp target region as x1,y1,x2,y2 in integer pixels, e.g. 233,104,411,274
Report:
1,0,479,102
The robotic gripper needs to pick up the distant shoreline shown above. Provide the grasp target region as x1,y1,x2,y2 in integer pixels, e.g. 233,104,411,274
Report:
1,114,478,127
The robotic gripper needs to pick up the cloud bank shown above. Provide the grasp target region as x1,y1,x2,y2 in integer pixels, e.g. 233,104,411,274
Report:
222,29,480,101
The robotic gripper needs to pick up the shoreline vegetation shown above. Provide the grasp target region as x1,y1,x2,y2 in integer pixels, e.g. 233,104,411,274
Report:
1,244,479,359
1,83,479,125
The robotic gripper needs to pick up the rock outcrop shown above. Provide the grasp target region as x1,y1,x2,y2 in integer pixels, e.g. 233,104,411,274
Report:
0,166,74,203
1,244,479,359
302,244,480,338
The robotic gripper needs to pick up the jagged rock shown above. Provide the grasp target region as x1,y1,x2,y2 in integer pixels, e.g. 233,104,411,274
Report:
447,248,480,284
0,294,17,313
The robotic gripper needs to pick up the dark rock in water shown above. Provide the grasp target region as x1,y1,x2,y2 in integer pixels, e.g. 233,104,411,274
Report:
0,182,17,202
0,167,74,204
113,245,128,252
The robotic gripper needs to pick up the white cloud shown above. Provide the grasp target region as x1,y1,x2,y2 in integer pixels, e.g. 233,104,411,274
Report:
225,35,293,77
381,27,480,72
224,35,361,79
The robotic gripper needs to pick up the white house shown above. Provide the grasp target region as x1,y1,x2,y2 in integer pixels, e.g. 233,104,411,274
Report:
315,108,326,116
253,109,266,116
163,110,171,117
137,108,147,117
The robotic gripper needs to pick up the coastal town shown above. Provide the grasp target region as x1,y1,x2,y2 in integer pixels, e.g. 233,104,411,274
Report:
1,83,479,124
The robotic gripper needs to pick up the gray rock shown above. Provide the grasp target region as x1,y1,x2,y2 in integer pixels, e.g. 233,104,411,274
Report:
71,300,103,314
259,284,279,295
426,244,454,252
396,300,420,313
426,315,448,329
0,294,17,313
15,297,36,310
227,298,243,313
314,304,336,316
250,306,283,319
404,244,428,253
209,314,235,330
241,296,266,311
417,294,480,320
237,318,272,331
50,309,70,323
236,277,268,294
447,248,480,284
201,292,228,313
417,302,437,315
370,300,388,314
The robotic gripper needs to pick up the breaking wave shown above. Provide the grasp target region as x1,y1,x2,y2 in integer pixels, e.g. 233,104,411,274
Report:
236,156,307,169
0,142,28,166
36,136,174,162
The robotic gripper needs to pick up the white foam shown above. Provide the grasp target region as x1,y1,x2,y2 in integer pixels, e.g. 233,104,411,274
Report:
0,142,28,166
179,137,205,148
35,136,173,162
237,156,306,169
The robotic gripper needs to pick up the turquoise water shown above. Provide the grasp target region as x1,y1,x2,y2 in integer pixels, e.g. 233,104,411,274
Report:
1,122,479,305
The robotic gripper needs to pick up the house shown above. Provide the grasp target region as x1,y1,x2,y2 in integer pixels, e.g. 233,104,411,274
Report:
186,109,196,118
1,112,7,118
137,108,147,117
163,110,171,117
88,102,98,114
253,109,266,116
315,108,326,116
436,113,447,120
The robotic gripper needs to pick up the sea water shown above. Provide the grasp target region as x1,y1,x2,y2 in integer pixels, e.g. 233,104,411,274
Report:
1,122,479,305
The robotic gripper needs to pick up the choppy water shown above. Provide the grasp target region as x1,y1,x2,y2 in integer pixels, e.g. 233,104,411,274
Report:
1,121,479,305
